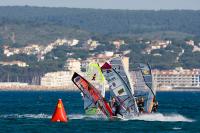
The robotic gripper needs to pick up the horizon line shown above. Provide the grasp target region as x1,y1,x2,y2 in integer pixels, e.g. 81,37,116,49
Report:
0,5,200,11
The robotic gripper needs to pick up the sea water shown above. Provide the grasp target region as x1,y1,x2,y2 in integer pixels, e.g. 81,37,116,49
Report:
0,91,199,133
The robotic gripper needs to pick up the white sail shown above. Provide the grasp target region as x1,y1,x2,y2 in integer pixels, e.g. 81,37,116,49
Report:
101,62,139,116
134,63,156,113
109,56,134,95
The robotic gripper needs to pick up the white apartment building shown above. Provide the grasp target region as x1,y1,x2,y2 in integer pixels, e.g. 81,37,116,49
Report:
0,61,29,67
185,40,195,46
144,40,171,54
41,71,85,88
41,71,72,87
152,68,200,89
67,39,79,46
64,58,81,72
112,40,125,49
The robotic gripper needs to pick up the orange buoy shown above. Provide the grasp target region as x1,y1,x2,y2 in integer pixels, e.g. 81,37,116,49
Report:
51,99,68,122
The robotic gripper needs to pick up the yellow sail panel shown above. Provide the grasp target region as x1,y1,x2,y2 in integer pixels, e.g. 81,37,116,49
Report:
86,63,105,97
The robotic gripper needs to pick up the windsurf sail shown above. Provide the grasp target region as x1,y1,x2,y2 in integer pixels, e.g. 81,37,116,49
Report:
71,72,113,118
139,63,156,96
101,62,139,116
140,63,156,113
134,63,156,113
83,63,105,115
86,63,105,97
109,57,134,95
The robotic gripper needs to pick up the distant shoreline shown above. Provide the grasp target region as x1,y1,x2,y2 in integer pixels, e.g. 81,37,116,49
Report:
157,89,200,92
0,84,200,92
0,88,200,92
0,85,78,91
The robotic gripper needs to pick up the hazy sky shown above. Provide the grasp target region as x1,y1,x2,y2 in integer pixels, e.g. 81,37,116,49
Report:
0,0,199,10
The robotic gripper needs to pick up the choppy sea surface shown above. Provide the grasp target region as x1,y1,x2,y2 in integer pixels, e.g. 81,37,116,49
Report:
0,91,199,133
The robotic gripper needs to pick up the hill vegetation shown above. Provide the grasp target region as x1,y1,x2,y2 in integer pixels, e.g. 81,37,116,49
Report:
0,6,200,83
0,6,200,45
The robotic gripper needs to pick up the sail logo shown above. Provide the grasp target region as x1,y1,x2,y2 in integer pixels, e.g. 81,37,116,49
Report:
143,70,150,75
118,88,125,95
57,103,62,108
113,87,127,96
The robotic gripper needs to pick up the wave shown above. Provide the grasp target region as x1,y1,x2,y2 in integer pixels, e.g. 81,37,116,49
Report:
172,127,182,130
130,113,194,122
68,113,195,122
0,113,104,120
0,113,51,119
68,114,106,120
0,113,194,122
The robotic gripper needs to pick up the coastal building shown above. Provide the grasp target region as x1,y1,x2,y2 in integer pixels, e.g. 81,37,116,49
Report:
82,54,129,72
122,50,131,55
3,38,70,58
41,71,71,87
0,82,30,90
86,39,100,50
192,46,200,52
40,71,85,89
112,40,125,49
55,38,68,46
0,61,29,67
82,51,115,68
121,56,129,72
144,40,172,54
64,58,81,72
81,57,109,69
152,68,200,90
0,82,28,87
185,40,195,46
3,49,14,57
67,39,79,46
185,40,200,52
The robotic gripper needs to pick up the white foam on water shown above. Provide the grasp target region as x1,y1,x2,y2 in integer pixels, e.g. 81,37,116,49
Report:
0,113,104,120
0,113,195,123
172,127,182,130
68,114,86,120
129,113,194,122
68,114,105,120
0,113,51,119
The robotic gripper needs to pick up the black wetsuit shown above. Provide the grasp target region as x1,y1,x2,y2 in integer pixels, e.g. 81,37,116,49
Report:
152,102,158,112
138,101,144,113
113,102,123,117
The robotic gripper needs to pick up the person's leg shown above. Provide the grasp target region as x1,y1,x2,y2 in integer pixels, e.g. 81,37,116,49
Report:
114,111,117,116
119,112,123,117
116,108,123,117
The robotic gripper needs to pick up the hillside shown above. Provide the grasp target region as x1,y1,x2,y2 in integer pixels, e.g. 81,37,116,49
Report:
0,6,200,45
0,6,200,83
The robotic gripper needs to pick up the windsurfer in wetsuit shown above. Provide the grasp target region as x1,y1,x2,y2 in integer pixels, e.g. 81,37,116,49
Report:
137,97,145,113
111,97,123,117
152,98,158,112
